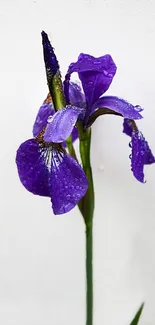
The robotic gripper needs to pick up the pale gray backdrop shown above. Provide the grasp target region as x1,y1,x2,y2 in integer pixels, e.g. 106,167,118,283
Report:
0,0,155,324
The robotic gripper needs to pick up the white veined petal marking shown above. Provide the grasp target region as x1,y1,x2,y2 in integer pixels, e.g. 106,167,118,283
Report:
38,145,65,172
35,127,65,172
52,149,64,170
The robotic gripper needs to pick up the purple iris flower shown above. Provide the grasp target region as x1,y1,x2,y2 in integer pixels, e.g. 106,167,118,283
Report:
16,31,155,216
123,119,155,182
44,53,143,143
42,37,154,182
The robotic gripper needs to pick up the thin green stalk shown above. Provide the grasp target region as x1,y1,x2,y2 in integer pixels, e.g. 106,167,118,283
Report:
66,134,78,162
78,124,94,325
49,72,66,110
78,126,94,223
86,222,93,325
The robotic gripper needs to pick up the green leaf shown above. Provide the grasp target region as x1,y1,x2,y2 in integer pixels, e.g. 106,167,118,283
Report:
130,303,144,325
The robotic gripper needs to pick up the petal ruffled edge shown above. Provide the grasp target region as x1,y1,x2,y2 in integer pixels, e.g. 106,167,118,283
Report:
123,120,155,182
131,131,155,182
122,120,155,182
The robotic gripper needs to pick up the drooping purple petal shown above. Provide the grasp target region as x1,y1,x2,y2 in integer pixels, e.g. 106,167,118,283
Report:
16,139,88,214
123,118,133,137
44,106,84,143
65,53,117,107
69,82,85,107
33,99,54,137
131,131,155,182
91,96,143,120
50,150,88,214
16,139,50,196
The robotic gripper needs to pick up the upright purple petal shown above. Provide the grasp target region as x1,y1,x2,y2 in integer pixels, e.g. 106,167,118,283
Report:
50,150,88,214
69,82,85,107
33,96,54,137
131,131,155,182
44,106,84,143
65,53,117,107
16,139,50,196
91,96,143,120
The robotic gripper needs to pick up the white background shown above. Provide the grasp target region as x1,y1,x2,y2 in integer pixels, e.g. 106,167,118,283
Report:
0,0,155,324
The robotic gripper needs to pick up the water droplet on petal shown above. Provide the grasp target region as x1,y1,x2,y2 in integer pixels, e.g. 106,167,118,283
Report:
103,70,108,76
66,194,70,200
108,73,113,77
94,61,101,65
134,105,143,112
137,131,143,139
129,154,132,159
47,115,53,123
129,141,132,148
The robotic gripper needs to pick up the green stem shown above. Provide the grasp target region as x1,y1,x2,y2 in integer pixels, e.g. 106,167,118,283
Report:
66,134,78,162
78,126,94,222
48,72,66,110
78,124,94,325
86,222,93,325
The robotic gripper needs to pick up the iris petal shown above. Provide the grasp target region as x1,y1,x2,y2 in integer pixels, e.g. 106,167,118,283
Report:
69,82,85,107
71,126,78,143
91,96,143,120
131,131,155,183
33,95,54,137
50,150,88,214
16,139,88,214
123,118,133,137
65,53,117,107
44,106,83,143
16,139,50,196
